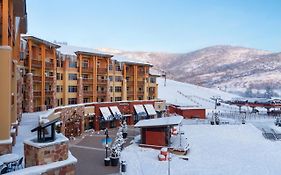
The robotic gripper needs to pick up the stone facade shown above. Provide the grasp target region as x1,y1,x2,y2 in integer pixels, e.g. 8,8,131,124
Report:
0,143,12,155
24,140,69,167
77,77,83,104
24,73,34,112
59,106,85,138
17,71,24,122
42,164,76,175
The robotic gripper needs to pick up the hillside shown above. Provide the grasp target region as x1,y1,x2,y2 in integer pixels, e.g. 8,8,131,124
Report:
98,46,281,92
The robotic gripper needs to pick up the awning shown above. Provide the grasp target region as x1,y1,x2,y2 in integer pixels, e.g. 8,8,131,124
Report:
109,106,122,119
100,107,113,121
134,105,147,117
144,104,157,116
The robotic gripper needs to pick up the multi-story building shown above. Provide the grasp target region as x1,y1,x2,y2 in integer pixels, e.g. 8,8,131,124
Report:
0,0,27,154
20,38,159,112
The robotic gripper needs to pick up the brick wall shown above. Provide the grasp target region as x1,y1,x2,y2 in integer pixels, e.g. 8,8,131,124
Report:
42,164,75,175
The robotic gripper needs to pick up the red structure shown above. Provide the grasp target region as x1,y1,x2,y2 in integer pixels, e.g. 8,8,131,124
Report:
135,116,183,147
85,100,165,131
168,105,206,119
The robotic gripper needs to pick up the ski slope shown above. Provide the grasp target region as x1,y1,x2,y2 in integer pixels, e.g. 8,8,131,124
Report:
157,78,241,111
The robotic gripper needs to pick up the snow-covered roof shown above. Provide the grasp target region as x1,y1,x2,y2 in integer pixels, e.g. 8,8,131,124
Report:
100,107,113,121
135,116,183,128
58,44,113,57
21,34,60,48
144,104,157,116
112,56,153,67
109,106,122,116
177,107,206,110
134,105,147,117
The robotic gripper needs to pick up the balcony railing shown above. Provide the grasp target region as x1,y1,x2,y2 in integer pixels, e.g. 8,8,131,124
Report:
97,91,107,97
83,78,93,84
45,61,54,70
33,75,41,82
137,81,145,86
33,90,41,97
45,91,53,96
97,68,107,74
45,76,54,82
97,79,107,84
82,67,93,73
84,90,93,95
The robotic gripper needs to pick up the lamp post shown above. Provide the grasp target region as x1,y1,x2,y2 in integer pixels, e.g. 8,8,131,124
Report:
105,128,109,158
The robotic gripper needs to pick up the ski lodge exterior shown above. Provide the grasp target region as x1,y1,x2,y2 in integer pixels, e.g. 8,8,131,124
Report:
135,116,183,147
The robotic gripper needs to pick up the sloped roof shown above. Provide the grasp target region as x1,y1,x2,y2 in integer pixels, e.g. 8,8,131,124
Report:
135,115,183,128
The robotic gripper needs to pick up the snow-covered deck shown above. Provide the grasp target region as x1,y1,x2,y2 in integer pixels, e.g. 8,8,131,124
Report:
122,122,281,175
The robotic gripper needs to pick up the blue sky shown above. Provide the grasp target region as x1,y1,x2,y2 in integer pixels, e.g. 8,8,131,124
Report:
27,0,281,53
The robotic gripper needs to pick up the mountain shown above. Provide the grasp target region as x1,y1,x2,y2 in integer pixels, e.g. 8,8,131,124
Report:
97,45,281,93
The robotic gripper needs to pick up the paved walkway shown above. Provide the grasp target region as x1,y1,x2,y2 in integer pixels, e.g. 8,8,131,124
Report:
69,126,139,175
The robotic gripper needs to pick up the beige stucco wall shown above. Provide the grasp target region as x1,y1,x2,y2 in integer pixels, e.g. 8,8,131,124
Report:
0,47,12,140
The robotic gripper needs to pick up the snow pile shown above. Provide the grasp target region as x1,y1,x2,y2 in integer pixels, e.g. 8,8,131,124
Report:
121,123,281,175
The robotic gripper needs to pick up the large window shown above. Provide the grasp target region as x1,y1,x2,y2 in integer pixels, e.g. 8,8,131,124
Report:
115,86,122,92
115,65,121,71
56,73,63,80
115,76,122,82
68,86,77,92
68,73,77,80
150,77,156,83
115,97,122,101
56,85,63,92
109,76,113,81
68,98,77,105
82,59,89,68
69,61,77,68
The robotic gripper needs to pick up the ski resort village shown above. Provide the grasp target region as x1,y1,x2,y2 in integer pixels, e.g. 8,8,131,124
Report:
1,0,281,175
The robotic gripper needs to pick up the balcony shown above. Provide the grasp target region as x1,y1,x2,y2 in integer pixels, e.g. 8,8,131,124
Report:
137,81,145,86
84,91,93,97
127,81,134,86
45,91,53,96
97,91,107,97
97,79,108,85
45,61,54,70
97,68,107,75
138,91,144,96
127,91,134,96
33,75,42,83
82,67,93,73
138,71,145,76
83,78,93,84
33,90,41,97
45,76,54,82
24,59,42,68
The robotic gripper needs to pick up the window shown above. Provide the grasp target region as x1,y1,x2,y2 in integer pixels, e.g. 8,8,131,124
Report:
83,86,89,91
115,76,122,82
115,86,122,92
150,77,156,83
110,86,113,92
82,59,89,68
82,74,89,79
115,65,121,71
115,97,122,101
68,86,77,92
56,85,60,92
69,61,77,68
57,59,63,67
109,64,113,71
138,96,143,100
83,98,90,103
68,98,77,105
109,76,113,81
56,73,63,80
68,73,77,80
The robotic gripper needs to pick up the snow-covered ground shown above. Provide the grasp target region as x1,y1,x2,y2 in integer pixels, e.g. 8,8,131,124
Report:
13,111,46,156
157,78,241,111
121,122,281,175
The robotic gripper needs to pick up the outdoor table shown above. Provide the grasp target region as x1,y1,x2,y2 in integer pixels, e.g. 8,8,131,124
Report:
0,153,20,165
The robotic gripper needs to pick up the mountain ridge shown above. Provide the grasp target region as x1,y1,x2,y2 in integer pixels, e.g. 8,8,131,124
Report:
97,45,281,92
